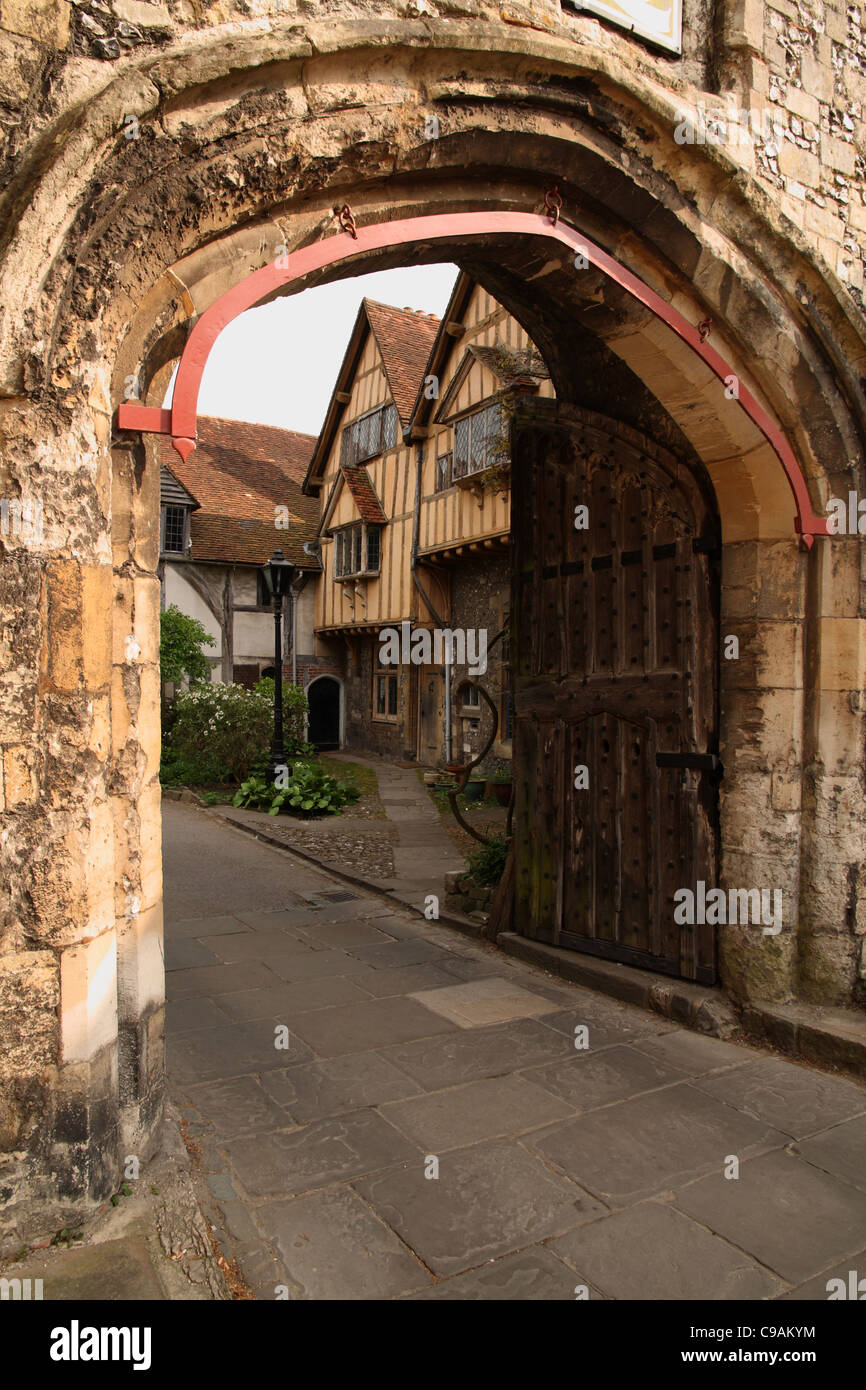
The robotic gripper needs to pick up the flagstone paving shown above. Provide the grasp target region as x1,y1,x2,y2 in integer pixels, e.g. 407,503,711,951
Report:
164,802,866,1301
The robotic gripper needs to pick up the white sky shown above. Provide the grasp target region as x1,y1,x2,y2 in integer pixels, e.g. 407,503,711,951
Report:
164,263,460,438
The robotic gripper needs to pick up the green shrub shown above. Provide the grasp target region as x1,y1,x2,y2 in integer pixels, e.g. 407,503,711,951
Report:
162,678,311,786
271,763,360,816
159,748,215,787
160,604,215,686
166,682,273,784
467,833,509,886
253,676,310,757
233,762,360,817
231,775,274,808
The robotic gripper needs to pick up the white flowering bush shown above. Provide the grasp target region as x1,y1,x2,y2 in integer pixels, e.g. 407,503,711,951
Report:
165,682,275,784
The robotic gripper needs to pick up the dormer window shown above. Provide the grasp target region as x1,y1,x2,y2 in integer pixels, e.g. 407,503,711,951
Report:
160,503,190,555
341,404,399,466
159,466,197,557
334,522,382,578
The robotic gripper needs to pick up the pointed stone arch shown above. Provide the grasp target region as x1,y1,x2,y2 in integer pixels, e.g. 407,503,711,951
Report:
3,13,866,1251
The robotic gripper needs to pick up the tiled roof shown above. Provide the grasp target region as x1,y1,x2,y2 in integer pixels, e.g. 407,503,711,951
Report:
339,464,387,525
364,300,440,426
158,416,319,567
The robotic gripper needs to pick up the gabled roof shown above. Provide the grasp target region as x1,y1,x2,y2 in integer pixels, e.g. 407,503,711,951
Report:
320,462,388,534
303,297,442,494
158,416,319,567
407,272,549,434
364,299,440,425
434,343,547,421
340,464,388,525
160,465,199,509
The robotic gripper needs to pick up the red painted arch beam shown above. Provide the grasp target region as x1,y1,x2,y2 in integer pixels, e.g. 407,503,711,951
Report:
116,210,829,544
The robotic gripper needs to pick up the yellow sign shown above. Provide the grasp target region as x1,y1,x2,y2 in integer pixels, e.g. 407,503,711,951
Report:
571,0,683,54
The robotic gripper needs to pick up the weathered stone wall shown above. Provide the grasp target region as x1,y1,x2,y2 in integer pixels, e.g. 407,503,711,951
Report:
1,0,865,1247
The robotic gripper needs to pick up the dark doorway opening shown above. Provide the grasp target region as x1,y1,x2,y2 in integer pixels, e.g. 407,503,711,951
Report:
308,677,341,750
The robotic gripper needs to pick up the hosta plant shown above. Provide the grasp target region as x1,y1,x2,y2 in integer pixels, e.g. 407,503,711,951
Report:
232,763,360,817
231,775,275,810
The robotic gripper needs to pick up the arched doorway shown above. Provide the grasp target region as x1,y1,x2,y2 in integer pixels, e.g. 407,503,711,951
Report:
307,676,342,750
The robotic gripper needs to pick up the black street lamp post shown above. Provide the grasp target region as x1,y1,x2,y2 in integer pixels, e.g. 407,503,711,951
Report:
262,548,296,782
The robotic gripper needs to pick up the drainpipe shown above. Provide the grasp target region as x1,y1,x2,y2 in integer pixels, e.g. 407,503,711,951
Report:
290,571,311,687
410,437,425,573
444,641,452,765
410,450,447,630
409,433,453,761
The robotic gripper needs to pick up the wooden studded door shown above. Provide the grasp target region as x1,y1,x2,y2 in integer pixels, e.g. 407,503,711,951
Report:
417,667,445,765
510,402,721,984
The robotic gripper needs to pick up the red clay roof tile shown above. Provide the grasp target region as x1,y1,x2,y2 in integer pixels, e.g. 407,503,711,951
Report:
158,416,319,566
363,299,440,426
339,464,388,525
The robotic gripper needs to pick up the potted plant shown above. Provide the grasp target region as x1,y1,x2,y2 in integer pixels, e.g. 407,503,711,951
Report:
485,771,513,806
462,777,486,803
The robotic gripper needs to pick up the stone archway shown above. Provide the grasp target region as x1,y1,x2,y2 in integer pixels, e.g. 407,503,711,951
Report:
2,11,865,1248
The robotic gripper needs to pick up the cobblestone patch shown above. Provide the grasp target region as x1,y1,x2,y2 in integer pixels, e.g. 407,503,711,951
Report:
223,809,397,881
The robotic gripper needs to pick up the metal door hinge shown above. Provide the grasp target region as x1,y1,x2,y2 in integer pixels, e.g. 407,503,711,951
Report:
656,752,723,774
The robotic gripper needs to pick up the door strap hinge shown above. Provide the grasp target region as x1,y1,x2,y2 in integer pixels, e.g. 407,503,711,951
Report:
656,752,722,774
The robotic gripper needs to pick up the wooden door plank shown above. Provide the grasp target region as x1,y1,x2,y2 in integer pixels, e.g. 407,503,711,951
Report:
510,402,720,981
